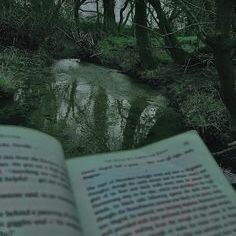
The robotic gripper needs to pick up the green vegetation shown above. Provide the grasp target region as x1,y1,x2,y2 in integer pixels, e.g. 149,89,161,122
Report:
0,48,52,103
0,48,56,142
181,93,229,138
0,0,235,159
0,49,51,89
97,36,139,71
139,65,232,145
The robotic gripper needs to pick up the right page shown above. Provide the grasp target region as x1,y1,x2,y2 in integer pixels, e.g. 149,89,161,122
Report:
67,131,236,236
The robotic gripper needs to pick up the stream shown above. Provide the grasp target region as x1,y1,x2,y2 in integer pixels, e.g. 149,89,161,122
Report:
0,59,184,158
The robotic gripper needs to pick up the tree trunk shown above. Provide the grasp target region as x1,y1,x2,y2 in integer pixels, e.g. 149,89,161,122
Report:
102,0,116,33
232,4,236,32
135,0,157,69
118,0,130,32
74,0,80,26
96,0,100,25
148,0,191,65
122,97,147,148
207,0,236,133
214,45,236,120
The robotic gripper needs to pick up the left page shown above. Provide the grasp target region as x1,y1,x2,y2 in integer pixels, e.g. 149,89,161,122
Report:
0,126,81,236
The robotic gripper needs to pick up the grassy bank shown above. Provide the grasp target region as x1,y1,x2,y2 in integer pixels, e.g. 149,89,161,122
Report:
0,49,19,99
0,48,51,90
0,48,53,122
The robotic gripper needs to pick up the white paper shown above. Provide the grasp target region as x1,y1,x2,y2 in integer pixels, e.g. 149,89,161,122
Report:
0,126,81,236
67,131,236,236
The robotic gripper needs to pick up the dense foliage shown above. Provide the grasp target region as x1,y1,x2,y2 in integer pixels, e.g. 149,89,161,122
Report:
0,0,235,152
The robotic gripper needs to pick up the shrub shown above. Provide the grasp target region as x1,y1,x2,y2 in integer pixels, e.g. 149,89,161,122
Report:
181,92,231,141
0,48,52,100
97,36,139,72
0,75,15,99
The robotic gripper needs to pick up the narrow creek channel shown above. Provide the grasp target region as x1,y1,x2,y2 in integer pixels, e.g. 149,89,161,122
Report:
1,59,184,158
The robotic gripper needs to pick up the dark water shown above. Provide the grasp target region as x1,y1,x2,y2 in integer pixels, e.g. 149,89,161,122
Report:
0,59,184,158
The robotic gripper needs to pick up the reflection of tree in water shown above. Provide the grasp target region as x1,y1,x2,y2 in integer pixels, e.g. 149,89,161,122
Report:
93,87,109,152
65,79,77,119
122,96,148,148
133,104,159,146
121,97,179,148
56,81,109,155
73,86,157,153
113,98,130,148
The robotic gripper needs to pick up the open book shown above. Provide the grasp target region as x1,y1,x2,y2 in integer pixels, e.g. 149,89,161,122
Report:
0,126,236,236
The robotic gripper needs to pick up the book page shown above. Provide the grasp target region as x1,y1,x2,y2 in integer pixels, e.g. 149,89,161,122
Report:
0,126,81,236
67,131,236,236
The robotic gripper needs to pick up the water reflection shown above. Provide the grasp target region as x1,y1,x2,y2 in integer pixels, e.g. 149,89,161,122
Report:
2,59,184,157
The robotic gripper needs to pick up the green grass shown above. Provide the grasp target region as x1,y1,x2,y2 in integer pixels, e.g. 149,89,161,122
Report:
96,35,173,72
97,36,139,71
0,48,52,99
139,65,232,145
181,92,230,137
0,49,21,98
